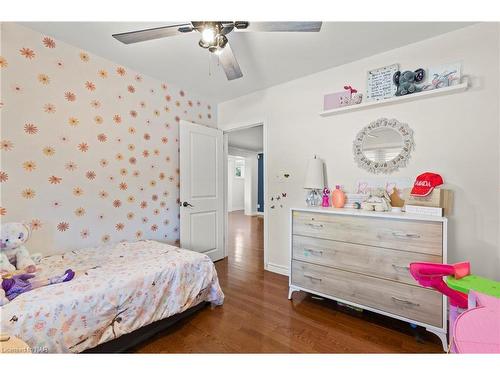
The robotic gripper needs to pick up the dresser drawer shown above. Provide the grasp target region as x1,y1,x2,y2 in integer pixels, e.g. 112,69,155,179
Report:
291,260,443,327
292,211,442,255
292,235,442,286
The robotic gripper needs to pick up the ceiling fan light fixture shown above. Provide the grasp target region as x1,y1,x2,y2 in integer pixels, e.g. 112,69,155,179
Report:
201,27,216,44
209,34,228,54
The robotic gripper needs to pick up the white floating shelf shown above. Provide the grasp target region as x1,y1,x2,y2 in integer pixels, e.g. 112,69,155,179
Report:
319,79,469,117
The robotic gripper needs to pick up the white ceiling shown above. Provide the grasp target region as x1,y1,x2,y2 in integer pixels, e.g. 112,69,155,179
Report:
23,22,472,103
228,125,263,152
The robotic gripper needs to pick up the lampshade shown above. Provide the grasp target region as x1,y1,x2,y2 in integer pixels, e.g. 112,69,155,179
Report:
304,156,325,189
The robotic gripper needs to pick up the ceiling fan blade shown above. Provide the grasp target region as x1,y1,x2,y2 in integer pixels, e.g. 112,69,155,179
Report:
218,42,243,81
235,21,322,32
112,23,193,44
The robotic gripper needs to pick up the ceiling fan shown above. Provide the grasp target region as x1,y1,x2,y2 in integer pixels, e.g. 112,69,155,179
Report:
112,21,322,81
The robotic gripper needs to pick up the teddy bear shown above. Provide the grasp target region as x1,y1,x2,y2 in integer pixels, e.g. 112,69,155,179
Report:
361,188,392,212
0,222,38,273
393,68,425,96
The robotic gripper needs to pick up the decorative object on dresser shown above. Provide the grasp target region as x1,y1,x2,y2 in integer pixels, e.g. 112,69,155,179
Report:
404,172,452,216
389,187,405,208
321,188,331,208
361,188,392,212
353,118,415,174
405,189,453,216
288,207,449,351
331,185,346,208
304,155,325,207
344,193,368,209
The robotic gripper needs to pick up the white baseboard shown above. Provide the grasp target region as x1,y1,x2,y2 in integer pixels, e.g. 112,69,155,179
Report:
265,262,289,276
245,211,263,216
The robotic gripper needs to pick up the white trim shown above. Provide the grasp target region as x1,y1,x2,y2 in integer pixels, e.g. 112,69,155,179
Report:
291,206,447,223
228,207,245,212
266,262,289,276
222,121,269,271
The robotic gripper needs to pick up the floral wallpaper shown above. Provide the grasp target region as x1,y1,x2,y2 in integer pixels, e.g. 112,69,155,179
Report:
0,23,216,255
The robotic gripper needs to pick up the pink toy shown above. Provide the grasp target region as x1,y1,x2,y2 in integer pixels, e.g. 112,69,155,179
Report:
343,85,358,95
410,261,470,352
454,291,500,353
410,262,469,308
321,188,331,207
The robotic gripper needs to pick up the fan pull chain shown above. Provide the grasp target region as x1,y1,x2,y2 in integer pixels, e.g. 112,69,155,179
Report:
208,50,211,77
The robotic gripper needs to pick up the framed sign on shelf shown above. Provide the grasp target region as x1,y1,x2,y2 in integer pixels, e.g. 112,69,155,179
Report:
366,64,399,101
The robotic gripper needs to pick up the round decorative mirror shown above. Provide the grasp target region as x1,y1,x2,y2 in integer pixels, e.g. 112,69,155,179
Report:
353,118,415,174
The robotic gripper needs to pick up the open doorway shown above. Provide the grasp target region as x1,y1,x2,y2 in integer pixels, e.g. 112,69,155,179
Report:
224,124,264,270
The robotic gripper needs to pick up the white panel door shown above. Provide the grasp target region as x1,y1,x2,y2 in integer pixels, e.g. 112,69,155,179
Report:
179,120,224,261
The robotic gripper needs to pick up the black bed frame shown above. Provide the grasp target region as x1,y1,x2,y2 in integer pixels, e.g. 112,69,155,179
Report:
83,302,209,353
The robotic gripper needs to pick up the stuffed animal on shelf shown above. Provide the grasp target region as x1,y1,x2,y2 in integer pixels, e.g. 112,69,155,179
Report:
393,69,425,96
340,85,363,106
361,188,392,212
0,222,39,273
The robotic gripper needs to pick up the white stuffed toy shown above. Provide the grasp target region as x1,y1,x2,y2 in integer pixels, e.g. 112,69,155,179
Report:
361,188,392,212
0,222,37,273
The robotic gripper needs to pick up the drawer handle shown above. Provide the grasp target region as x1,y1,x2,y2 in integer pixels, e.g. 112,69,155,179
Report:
392,264,410,272
306,223,324,229
391,231,421,239
303,274,322,282
391,297,420,307
304,248,324,256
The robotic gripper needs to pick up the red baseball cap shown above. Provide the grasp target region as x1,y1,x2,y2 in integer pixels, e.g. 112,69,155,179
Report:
410,172,443,197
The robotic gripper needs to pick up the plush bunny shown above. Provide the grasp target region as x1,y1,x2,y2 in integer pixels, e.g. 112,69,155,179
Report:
361,188,392,212
0,222,36,273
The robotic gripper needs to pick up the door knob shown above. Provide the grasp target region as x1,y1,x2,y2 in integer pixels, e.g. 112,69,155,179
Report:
182,201,194,207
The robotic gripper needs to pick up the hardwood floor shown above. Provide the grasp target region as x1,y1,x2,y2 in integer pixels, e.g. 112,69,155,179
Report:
133,210,442,353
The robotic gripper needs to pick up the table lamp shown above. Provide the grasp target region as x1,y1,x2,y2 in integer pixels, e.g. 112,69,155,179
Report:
304,155,324,206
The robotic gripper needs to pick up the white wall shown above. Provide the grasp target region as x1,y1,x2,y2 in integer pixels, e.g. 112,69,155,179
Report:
218,23,500,279
1,23,216,254
227,156,245,211
228,147,261,215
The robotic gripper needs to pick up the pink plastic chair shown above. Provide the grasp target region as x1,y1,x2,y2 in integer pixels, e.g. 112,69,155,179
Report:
409,262,470,352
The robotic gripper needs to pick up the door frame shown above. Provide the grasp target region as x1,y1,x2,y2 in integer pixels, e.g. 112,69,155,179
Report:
223,121,269,270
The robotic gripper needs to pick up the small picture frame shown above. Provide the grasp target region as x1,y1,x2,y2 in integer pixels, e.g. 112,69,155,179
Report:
427,62,462,89
366,64,399,101
323,90,351,110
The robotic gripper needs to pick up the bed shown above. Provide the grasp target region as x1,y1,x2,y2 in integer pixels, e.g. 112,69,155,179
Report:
0,240,224,353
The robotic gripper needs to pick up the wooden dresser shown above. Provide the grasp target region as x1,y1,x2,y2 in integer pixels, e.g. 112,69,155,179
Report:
289,207,448,351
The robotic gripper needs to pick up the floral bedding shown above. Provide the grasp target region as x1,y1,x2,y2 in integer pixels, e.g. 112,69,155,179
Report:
0,240,224,353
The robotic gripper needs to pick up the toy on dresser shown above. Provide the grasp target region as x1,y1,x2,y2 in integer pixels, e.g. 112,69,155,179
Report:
321,187,331,207
361,188,392,212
